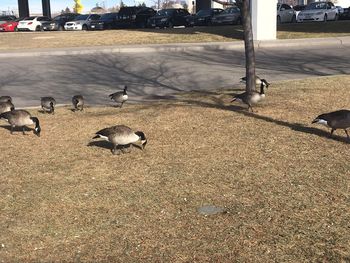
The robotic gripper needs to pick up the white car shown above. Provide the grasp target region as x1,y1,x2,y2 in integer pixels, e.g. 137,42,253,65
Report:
297,1,338,22
64,14,100,30
277,3,296,23
17,16,51,31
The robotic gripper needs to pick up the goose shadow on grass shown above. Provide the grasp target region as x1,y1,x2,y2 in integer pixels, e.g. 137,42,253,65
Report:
87,141,143,153
0,125,34,134
172,92,350,144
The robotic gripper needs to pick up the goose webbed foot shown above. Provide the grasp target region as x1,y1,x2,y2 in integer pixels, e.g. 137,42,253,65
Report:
121,145,132,154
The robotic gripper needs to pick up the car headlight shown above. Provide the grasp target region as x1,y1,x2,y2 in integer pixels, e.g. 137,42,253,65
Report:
50,23,55,26
161,18,167,22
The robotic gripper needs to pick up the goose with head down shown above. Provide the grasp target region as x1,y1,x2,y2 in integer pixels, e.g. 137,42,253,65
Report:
0,110,41,136
93,124,147,155
41,97,56,114
312,109,350,140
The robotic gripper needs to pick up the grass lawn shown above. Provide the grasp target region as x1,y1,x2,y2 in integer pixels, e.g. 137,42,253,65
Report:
1,75,349,262
0,20,349,50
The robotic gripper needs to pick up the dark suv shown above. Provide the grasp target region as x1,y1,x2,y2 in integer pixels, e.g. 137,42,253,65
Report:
193,8,223,26
115,6,156,28
42,13,80,31
89,12,119,30
148,8,194,28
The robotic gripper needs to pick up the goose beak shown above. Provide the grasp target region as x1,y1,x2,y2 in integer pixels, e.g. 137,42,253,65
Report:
312,118,319,124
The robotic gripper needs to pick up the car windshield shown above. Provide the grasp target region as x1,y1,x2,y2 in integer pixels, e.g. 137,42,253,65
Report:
74,14,89,20
53,16,63,21
101,13,117,19
293,5,305,11
156,9,174,16
305,2,327,10
196,10,211,17
24,16,36,20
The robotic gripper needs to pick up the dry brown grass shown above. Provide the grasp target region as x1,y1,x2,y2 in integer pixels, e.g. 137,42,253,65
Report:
1,76,350,262
0,20,349,51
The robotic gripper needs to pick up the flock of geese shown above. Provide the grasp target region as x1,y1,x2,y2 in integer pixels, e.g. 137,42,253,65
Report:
0,85,147,155
0,78,349,155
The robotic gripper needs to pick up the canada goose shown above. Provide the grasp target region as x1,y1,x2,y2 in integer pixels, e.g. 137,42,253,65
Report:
0,110,41,136
312,109,350,140
231,82,267,112
109,86,128,108
0,101,15,114
0,96,12,103
41,97,56,114
240,76,270,88
93,125,147,155
72,95,84,111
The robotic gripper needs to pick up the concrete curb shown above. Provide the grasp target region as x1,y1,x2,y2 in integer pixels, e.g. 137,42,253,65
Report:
0,36,349,58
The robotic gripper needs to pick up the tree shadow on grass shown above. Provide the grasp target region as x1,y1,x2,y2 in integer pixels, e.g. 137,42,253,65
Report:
173,91,350,144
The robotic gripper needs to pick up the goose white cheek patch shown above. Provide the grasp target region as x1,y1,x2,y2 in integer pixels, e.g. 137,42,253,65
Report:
316,119,328,127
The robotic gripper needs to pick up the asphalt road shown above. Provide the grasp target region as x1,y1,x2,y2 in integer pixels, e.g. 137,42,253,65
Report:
1,42,349,107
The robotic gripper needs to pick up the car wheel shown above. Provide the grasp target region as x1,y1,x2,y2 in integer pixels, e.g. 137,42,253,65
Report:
323,14,328,22
236,17,242,25
334,14,338,21
14,27,18,32
277,16,281,24
168,21,174,28
58,25,63,31
291,15,296,23
82,24,88,30
35,25,42,31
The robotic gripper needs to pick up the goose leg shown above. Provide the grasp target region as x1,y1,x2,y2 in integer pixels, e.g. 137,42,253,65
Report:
111,144,121,155
330,129,335,137
22,126,26,135
344,129,349,140
10,125,14,134
120,102,124,108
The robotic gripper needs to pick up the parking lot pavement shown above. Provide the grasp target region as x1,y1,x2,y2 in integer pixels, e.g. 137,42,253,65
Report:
0,37,349,108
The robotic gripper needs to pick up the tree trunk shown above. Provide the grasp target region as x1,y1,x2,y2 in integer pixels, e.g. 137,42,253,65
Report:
240,0,256,93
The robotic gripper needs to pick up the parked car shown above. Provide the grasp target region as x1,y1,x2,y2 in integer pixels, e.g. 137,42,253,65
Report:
339,7,350,20
116,6,156,28
293,4,306,19
277,3,296,23
17,16,52,31
211,6,241,25
64,14,100,30
0,18,20,32
0,15,17,25
148,8,194,28
42,13,80,31
297,1,338,22
89,12,119,30
193,8,223,26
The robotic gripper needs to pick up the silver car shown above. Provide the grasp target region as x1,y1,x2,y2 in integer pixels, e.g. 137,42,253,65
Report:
277,3,296,24
64,14,100,30
297,1,338,22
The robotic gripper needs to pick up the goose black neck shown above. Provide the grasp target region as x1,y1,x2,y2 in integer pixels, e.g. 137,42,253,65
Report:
123,86,128,95
259,83,265,95
31,117,40,128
